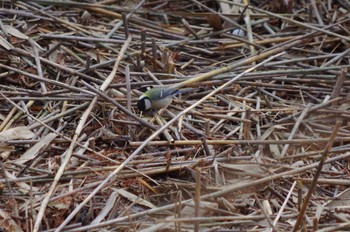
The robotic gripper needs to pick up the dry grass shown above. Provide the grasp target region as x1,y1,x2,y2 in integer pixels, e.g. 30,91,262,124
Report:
1,0,350,231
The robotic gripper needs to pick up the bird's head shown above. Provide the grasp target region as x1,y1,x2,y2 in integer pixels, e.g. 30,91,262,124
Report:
137,96,152,111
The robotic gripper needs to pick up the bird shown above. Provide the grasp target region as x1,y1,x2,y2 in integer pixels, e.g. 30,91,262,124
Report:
137,86,191,111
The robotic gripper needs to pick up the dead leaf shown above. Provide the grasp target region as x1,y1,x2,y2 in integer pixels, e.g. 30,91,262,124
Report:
0,127,35,142
3,25,28,40
0,35,13,50
114,188,156,209
91,190,119,224
15,132,57,164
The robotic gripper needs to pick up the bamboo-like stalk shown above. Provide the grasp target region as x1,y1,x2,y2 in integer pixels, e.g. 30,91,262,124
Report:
1,1,350,231
129,136,350,146
34,36,133,232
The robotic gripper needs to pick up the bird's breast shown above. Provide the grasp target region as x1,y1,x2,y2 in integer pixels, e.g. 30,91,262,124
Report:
151,96,173,110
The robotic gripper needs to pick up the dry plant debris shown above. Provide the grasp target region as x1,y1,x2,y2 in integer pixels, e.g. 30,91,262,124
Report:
0,0,350,231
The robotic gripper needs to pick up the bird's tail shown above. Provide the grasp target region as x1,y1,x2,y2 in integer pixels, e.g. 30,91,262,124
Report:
174,88,194,95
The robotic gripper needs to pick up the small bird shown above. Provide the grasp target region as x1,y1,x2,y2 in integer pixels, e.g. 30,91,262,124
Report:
137,86,191,111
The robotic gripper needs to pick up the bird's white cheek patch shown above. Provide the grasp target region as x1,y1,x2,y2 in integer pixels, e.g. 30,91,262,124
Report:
145,99,152,110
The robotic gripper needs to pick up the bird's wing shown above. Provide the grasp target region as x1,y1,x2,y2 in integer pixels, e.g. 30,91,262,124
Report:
151,88,178,100
151,87,194,100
